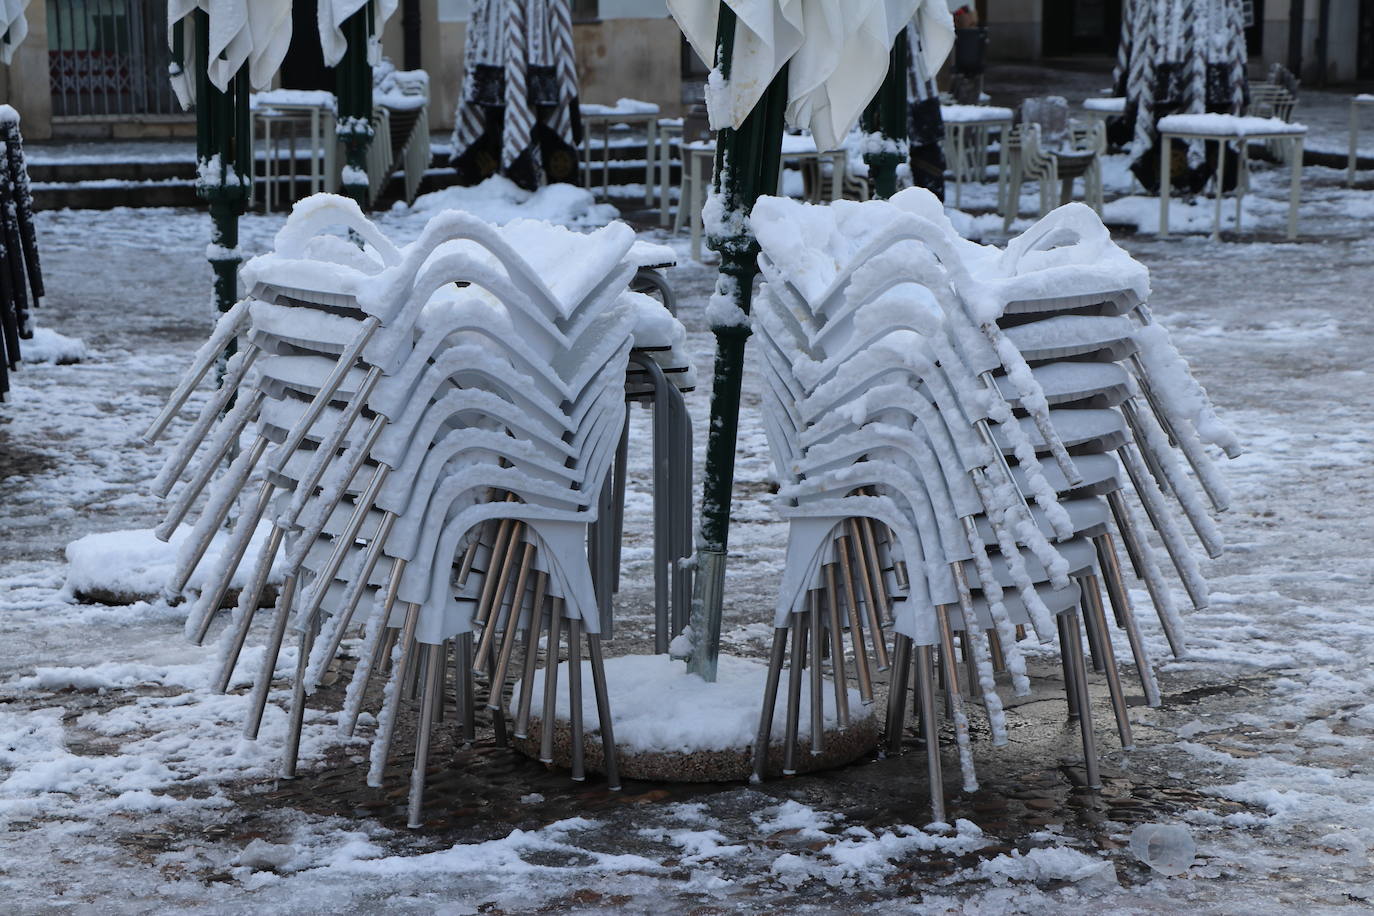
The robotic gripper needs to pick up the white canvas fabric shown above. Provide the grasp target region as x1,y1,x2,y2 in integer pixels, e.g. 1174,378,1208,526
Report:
246,0,293,90
320,0,398,68
0,0,31,66
667,0,951,151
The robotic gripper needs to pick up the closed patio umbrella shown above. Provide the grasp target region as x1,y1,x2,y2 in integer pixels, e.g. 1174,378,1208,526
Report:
1,0,29,65
450,0,582,190
665,0,949,680
1119,0,1248,193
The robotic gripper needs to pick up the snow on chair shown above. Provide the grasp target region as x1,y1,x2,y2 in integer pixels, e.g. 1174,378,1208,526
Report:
1002,97,1105,231
749,190,1238,820
143,194,689,826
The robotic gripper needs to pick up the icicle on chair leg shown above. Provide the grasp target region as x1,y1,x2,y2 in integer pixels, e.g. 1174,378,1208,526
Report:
1106,489,1185,657
935,604,978,793
368,602,422,786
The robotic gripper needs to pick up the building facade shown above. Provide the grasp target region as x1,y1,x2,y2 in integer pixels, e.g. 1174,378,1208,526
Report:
0,0,682,140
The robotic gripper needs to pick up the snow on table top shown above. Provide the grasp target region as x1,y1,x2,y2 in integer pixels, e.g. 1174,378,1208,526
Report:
581,98,661,117
941,104,1014,123
518,653,870,753
685,133,825,155
1083,97,1126,113
1157,113,1307,136
250,89,336,110
1356,94,1374,103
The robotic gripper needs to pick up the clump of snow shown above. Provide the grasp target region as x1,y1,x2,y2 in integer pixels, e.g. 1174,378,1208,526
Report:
236,839,301,873
514,654,870,754
64,525,284,604
770,819,988,889
976,845,1118,887
20,326,87,365
401,176,618,229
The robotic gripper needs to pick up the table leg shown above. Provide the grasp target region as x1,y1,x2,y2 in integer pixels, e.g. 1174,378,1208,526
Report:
659,131,671,228
831,151,844,201
1349,100,1359,187
1212,139,1224,241
603,123,611,200
954,125,964,209
1235,142,1245,233
1158,133,1172,238
645,119,656,206
310,109,321,195
1288,137,1303,240
690,152,704,262
582,122,592,190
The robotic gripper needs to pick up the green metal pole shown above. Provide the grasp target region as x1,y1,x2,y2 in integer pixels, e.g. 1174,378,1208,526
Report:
860,31,910,201
336,5,375,208
686,4,788,682
193,11,250,359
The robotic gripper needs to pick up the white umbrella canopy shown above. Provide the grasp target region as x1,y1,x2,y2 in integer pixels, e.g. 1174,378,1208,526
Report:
169,0,395,101
0,0,30,66
320,0,398,68
668,0,951,152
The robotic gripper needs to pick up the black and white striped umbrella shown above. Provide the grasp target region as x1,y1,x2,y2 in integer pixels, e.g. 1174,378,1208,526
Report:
451,0,581,190
1119,0,1248,193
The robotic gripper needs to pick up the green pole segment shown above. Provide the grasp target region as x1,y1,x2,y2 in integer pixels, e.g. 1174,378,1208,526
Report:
686,2,788,683
860,30,910,201
336,5,375,208
192,10,251,369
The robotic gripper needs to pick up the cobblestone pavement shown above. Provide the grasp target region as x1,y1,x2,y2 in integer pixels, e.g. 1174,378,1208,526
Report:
2,97,1374,911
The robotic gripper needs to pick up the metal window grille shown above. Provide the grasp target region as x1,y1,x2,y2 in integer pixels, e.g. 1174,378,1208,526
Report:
47,0,179,117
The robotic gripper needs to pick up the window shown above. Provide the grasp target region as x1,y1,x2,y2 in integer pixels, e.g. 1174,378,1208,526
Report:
572,0,597,22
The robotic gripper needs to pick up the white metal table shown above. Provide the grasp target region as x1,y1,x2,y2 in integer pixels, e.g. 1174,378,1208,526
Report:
940,104,1013,209
656,118,683,228
677,136,847,262
1157,114,1306,240
250,90,337,213
1081,96,1126,123
1348,94,1374,186
580,100,661,204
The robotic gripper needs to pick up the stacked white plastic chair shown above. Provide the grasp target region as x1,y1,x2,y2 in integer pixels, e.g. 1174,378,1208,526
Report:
143,194,689,826
749,189,1238,821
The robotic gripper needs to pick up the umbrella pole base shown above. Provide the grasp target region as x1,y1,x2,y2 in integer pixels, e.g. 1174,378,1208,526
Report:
686,548,727,682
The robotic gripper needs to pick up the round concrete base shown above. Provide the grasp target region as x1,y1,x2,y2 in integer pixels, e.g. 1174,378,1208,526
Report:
509,713,880,782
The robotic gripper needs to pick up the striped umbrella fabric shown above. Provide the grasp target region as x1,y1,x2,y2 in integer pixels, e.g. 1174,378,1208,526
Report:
451,0,581,189
1120,0,1247,193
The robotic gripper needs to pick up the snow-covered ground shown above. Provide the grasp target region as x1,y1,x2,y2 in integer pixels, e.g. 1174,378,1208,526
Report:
2,151,1373,913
